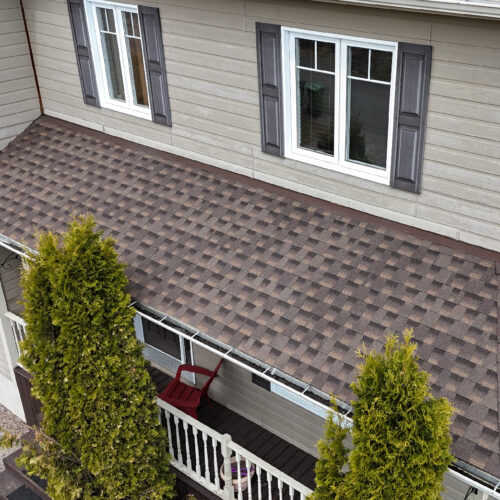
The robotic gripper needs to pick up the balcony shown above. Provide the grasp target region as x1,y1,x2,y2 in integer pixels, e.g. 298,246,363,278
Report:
151,367,315,499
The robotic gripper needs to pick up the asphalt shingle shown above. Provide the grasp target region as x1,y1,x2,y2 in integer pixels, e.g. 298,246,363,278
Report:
0,116,498,476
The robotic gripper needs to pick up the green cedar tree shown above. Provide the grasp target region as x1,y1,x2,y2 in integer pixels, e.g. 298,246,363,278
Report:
311,330,453,500
18,216,176,499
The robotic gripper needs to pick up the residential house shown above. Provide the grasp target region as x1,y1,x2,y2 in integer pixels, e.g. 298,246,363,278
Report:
0,0,499,498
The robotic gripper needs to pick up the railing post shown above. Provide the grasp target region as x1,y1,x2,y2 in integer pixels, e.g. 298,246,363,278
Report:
222,433,235,500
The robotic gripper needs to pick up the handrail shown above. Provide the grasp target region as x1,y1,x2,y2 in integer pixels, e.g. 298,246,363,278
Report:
157,398,313,499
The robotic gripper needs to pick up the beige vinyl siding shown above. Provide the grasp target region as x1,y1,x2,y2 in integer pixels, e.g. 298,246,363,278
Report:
191,343,325,458
0,0,40,150
21,0,500,252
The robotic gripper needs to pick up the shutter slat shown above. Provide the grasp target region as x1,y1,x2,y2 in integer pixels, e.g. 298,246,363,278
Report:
67,0,99,107
138,6,172,126
256,23,283,156
391,43,432,193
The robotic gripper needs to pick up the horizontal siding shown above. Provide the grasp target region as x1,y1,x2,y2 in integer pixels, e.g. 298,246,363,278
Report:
0,3,39,151
191,344,325,458
21,0,500,253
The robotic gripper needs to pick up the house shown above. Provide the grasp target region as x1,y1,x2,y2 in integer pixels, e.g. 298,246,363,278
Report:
0,0,499,498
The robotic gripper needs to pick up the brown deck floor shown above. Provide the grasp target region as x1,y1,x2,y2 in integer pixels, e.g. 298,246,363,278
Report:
149,366,316,497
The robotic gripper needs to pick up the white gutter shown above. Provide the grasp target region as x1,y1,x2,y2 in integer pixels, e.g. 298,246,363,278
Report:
311,0,500,20
2,233,499,496
447,467,500,499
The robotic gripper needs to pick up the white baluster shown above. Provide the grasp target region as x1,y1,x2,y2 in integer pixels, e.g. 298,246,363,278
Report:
165,410,174,456
202,432,210,484
221,434,235,500
246,457,253,500
235,451,243,500
267,471,272,499
173,415,182,464
256,465,262,500
211,436,219,488
278,478,283,500
289,485,294,500
182,420,192,471
193,427,201,478
300,494,306,500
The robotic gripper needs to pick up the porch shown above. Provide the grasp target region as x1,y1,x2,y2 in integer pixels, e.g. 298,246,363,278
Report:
150,366,316,499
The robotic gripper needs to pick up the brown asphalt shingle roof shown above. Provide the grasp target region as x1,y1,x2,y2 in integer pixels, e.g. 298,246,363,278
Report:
1,116,499,477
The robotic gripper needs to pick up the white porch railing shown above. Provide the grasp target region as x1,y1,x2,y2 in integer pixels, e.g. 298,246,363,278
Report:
5,311,27,359
157,398,313,500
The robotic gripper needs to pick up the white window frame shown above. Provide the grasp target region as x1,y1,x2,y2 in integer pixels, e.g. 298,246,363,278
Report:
282,27,398,185
85,0,151,120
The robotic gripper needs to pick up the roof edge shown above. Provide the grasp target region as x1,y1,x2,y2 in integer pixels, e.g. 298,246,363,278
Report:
310,0,500,20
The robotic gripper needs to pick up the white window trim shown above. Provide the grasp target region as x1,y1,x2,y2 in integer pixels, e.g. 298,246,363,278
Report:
282,27,398,185
85,0,152,120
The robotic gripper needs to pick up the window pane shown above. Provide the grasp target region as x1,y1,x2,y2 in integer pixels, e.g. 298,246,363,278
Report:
124,11,133,36
371,50,392,82
297,38,314,68
349,47,368,78
123,12,149,107
97,8,125,101
317,42,335,72
347,79,390,168
143,319,182,360
297,68,335,156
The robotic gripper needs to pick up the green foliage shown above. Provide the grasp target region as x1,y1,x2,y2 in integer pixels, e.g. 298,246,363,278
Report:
309,400,349,500
311,330,453,500
18,216,176,499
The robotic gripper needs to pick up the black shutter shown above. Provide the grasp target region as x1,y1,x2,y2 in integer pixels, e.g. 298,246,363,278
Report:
67,0,99,107
256,23,283,156
138,6,172,126
391,43,432,193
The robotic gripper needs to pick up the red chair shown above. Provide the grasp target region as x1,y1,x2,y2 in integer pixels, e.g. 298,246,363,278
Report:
158,359,223,419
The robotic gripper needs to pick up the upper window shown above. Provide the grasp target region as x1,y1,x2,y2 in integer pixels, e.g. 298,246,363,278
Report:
85,1,150,119
282,28,397,184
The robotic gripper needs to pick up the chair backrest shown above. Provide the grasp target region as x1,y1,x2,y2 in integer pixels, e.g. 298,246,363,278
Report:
201,359,223,398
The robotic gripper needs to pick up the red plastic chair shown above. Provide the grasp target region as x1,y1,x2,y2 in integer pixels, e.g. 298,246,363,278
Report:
158,359,223,419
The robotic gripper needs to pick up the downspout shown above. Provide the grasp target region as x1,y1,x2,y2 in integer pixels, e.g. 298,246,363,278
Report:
19,0,44,114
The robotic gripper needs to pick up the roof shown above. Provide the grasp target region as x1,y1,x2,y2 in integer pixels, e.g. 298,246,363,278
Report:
1,116,499,476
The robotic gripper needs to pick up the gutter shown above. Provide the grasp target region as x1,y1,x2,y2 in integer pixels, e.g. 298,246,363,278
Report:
1,233,499,497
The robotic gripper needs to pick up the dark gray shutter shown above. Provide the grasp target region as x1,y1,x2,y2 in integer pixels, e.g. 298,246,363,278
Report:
391,43,432,193
138,6,172,126
67,0,99,107
256,23,283,156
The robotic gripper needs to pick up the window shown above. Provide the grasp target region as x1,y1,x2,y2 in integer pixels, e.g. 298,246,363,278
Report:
282,28,397,184
85,1,150,119
134,315,195,383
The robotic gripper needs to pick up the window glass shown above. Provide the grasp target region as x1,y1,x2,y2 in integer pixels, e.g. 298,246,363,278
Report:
347,46,392,169
371,50,392,82
316,41,335,72
122,11,149,106
97,7,125,101
296,39,336,156
143,319,182,360
349,47,369,78
297,38,314,68
298,69,335,156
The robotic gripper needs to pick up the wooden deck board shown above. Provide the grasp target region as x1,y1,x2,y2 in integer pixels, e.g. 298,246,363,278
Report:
148,366,316,493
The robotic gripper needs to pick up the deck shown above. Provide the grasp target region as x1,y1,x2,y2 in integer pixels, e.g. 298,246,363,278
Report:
148,366,316,498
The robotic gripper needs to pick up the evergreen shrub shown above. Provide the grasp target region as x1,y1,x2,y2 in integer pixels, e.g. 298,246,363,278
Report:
19,216,176,499
311,330,453,500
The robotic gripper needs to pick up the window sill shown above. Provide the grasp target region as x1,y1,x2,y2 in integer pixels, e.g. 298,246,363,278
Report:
285,150,391,185
99,100,152,121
